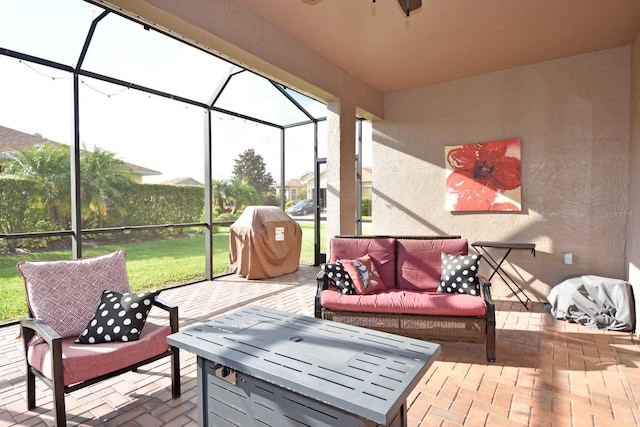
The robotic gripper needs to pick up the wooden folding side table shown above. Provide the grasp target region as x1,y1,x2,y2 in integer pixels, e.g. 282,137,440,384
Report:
471,241,536,310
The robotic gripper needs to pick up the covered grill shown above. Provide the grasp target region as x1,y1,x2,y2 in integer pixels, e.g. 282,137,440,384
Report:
229,206,302,279
547,275,635,331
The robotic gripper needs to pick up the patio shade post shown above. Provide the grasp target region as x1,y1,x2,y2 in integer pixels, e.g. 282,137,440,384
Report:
204,109,214,280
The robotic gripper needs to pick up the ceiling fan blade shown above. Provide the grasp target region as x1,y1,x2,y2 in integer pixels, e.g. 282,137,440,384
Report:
397,0,422,16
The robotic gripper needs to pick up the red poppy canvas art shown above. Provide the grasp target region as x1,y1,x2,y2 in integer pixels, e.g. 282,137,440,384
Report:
445,138,522,212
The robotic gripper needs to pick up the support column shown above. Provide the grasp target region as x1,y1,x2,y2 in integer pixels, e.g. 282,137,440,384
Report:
326,100,357,239
70,73,82,259
204,110,213,280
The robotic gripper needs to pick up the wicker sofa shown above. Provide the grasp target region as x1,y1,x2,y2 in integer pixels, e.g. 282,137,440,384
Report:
315,235,496,362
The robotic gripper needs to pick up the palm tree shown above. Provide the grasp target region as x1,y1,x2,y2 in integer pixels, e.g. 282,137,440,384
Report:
5,142,134,229
4,143,72,229
80,146,133,228
227,178,259,214
212,179,230,211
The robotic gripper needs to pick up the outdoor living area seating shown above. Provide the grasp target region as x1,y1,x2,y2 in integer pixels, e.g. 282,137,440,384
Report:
315,235,496,362
1,265,639,426
16,250,180,427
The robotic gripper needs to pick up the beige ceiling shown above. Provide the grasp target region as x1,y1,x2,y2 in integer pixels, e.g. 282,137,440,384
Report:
236,0,640,93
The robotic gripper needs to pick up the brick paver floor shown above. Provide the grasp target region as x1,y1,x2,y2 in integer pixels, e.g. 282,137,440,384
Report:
1,265,639,426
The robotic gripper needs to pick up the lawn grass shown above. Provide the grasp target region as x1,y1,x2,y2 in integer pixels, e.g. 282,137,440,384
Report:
0,222,321,324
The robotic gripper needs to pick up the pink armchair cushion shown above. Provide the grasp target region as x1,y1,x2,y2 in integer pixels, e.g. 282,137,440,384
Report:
17,250,131,344
396,239,469,292
329,237,396,288
320,288,486,317
27,322,171,386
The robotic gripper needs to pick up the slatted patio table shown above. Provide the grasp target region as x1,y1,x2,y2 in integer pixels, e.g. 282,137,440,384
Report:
168,306,440,427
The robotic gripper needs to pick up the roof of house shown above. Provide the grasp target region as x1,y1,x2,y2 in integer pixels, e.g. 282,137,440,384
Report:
0,125,47,153
0,125,161,176
285,178,304,187
162,177,202,186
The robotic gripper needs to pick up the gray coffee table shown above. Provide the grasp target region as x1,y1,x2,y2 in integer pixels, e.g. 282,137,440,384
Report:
168,306,440,427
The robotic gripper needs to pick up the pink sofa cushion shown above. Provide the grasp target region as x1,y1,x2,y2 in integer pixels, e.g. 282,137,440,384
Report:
397,239,469,292
330,237,396,288
27,322,171,386
18,250,131,344
321,288,486,317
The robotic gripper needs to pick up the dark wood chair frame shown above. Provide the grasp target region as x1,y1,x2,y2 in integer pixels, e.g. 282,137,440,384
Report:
20,298,181,427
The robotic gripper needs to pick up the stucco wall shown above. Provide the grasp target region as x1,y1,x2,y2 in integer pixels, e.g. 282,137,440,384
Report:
627,34,640,336
374,47,631,300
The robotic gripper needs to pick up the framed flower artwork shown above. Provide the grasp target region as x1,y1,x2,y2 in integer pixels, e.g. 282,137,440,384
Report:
445,138,522,212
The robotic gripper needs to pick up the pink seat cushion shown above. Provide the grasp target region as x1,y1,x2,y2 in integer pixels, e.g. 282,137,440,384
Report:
27,322,171,386
321,288,486,316
330,237,396,288
396,238,469,292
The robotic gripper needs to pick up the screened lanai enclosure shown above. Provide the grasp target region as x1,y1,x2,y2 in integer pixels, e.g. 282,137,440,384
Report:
0,0,371,324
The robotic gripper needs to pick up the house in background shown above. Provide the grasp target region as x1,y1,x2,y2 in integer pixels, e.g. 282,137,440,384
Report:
282,168,372,208
285,177,304,201
162,177,202,186
279,171,312,202
0,125,161,183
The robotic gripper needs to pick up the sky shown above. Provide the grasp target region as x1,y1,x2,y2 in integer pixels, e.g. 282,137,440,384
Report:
0,0,370,185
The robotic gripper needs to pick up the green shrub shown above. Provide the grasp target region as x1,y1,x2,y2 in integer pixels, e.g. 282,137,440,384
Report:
216,212,239,222
0,178,207,248
107,183,204,227
0,176,50,251
361,197,372,216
